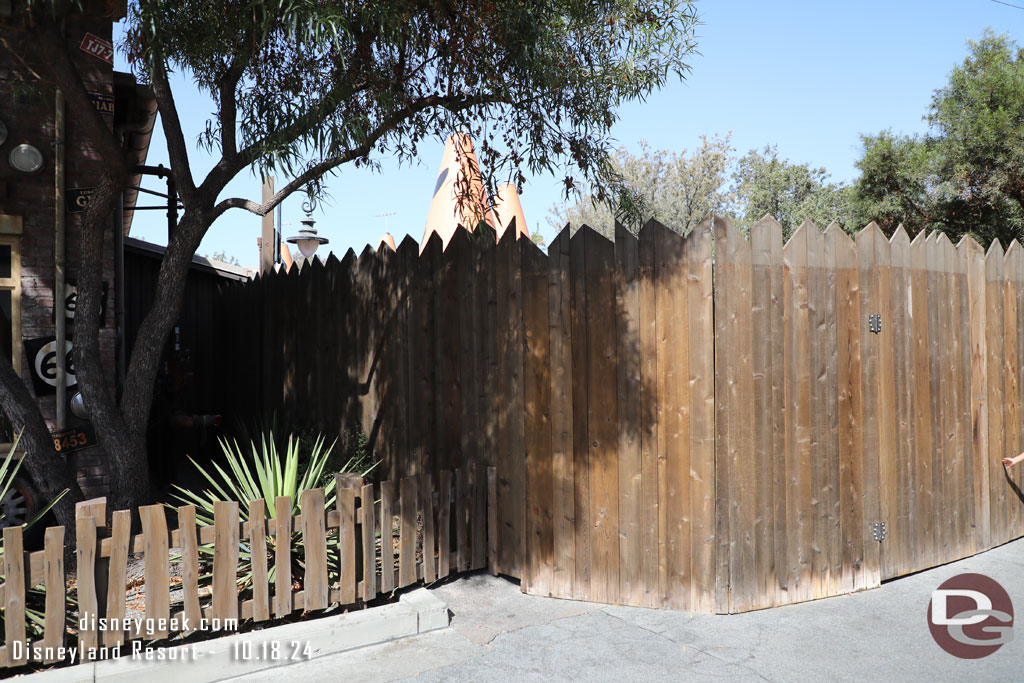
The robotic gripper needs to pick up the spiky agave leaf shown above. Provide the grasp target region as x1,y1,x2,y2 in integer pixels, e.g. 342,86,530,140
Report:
168,429,373,599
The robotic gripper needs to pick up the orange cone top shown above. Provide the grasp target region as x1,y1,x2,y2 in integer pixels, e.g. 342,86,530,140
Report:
491,183,530,242
422,134,497,252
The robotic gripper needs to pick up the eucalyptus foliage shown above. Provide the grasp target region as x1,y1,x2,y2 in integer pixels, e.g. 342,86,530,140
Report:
1,0,699,516
122,0,700,223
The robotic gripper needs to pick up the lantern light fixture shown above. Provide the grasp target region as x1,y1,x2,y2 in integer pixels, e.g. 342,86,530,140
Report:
9,143,43,174
286,197,328,259
287,216,328,258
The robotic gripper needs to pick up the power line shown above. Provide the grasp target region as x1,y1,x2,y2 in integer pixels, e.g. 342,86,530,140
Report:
992,0,1024,10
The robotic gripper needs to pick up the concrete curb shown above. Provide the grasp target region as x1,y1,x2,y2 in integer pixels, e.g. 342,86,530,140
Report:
23,588,449,683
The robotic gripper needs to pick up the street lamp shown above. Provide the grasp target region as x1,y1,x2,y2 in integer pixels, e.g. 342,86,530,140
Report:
287,197,328,259
287,216,328,259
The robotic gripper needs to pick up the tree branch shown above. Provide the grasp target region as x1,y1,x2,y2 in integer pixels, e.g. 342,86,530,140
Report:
150,56,198,204
0,354,84,537
212,92,500,219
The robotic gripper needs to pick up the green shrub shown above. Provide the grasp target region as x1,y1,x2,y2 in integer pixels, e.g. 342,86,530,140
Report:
170,431,375,594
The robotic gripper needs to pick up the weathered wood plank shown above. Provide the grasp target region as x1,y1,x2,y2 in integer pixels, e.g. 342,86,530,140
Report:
751,217,780,608
651,221,689,611
636,221,660,609
301,489,329,610
495,228,526,577
911,232,936,571
874,226,897,582
399,477,418,588
524,238,554,596
360,483,376,601
688,217,717,613
987,242,1007,545
725,216,755,611
488,466,499,575
246,500,270,622
955,238,974,559
3,526,25,664
569,225,590,600
938,235,957,562
438,232,464,477
212,501,240,623
1011,243,1024,538
336,483,357,603
856,224,883,589
547,227,575,598
175,506,202,635
821,224,841,597
834,226,864,593
381,480,397,592
140,504,170,637
943,237,964,561
1004,243,1022,543
103,511,131,646
613,223,642,607
714,216,733,613
472,462,487,571
456,468,469,573
421,473,437,582
438,471,451,579
75,517,97,654
784,223,811,603
806,222,828,600
585,226,620,606
275,496,293,616
42,526,65,660
889,227,914,578
926,235,948,564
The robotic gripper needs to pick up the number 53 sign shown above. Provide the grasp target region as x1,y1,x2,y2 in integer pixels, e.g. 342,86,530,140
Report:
51,424,98,455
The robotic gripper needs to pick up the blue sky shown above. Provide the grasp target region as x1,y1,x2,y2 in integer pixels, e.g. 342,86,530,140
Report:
117,0,1022,266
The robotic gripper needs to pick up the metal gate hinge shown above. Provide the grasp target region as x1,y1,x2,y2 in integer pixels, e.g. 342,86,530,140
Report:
869,313,882,334
872,521,886,541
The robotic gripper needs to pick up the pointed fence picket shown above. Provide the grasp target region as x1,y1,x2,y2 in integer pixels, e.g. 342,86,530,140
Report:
214,217,1024,616
0,466,497,668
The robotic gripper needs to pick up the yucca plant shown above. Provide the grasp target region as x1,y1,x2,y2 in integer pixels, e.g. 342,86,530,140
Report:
170,431,375,596
0,431,69,638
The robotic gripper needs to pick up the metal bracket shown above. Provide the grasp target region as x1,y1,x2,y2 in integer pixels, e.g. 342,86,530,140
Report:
872,521,886,542
869,313,882,334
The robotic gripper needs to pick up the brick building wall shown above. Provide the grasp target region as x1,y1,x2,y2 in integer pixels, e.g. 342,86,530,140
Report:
1,2,123,498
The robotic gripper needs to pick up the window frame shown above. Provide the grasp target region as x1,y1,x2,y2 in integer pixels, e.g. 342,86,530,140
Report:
0,235,22,377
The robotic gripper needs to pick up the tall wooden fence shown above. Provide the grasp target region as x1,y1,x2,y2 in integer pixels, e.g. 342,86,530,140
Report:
0,466,494,668
213,216,1024,614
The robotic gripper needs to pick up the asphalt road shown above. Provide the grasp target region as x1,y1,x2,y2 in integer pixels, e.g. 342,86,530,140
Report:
233,537,1024,682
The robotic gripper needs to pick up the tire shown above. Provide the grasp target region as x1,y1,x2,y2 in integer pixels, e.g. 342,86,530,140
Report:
0,476,46,548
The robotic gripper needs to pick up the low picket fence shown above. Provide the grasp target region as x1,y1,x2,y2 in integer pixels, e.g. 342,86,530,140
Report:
0,465,497,668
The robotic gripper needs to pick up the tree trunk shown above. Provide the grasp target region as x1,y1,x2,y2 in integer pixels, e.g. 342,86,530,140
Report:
0,357,84,539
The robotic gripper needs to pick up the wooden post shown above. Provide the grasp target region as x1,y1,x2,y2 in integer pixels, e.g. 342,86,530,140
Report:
336,474,362,605
3,526,26,665
75,498,108,622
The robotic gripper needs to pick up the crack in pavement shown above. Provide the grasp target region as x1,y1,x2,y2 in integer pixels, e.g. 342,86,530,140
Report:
597,608,780,683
